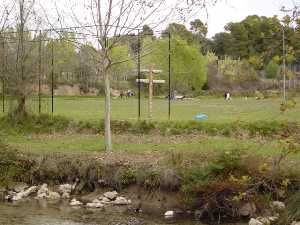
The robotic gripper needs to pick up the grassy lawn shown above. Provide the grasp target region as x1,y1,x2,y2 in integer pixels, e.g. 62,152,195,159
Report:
1,96,299,123
4,133,292,158
1,96,299,159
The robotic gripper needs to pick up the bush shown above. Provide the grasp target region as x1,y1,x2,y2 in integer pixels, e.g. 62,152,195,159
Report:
265,60,280,79
208,149,245,176
0,144,34,186
0,114,71,134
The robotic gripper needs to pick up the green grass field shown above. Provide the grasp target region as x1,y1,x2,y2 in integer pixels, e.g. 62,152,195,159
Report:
5,133,291,158
1,96,299,158
1,96,299,123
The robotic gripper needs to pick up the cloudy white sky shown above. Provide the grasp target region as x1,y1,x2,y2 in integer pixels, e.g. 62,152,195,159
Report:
1,0,297,39
201,0,296,37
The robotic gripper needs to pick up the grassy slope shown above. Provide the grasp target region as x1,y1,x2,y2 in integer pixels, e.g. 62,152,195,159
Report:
4,133,291,158
1,97,299,123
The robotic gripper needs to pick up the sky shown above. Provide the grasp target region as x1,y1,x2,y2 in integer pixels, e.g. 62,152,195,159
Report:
1,0,297,39
201,0,296,37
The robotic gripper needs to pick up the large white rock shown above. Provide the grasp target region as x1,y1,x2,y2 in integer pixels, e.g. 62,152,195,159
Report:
13,183,29,193
164,211,175,219
47,191,61,200
86,199,104,208
12,186,38,201
268,216,279,223
103,191,118,200
36,184,49,199
70,198,83,206
59,184,73,194
239,203,257,217
249,217,271,225
112,197,131,205
291,222,300,225
249,218,263,225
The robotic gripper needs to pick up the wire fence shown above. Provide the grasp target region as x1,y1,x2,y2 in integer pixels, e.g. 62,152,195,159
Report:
0,26,175,121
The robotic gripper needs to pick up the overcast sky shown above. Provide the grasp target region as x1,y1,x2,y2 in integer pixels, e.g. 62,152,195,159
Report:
202,0,296,37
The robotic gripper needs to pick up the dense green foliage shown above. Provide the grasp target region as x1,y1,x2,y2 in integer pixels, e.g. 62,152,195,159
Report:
265,60,280,79
141,36,207,93
210,15,300,65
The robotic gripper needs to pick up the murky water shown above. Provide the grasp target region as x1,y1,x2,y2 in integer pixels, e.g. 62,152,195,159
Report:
0,200,247,225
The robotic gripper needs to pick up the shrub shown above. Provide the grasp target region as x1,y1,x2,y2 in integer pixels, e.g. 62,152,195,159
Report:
0,114,71,134
265,60,280,79
0,144,34,186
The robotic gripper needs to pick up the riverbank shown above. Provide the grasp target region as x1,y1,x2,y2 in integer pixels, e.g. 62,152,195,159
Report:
1,143,299,224
0,114,299,224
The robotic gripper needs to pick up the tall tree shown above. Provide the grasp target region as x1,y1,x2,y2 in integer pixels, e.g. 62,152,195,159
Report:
56,0,218,152
14,0,37,116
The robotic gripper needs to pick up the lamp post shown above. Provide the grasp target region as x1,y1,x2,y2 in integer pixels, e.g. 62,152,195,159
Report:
280,5,299,101
280,6,291,101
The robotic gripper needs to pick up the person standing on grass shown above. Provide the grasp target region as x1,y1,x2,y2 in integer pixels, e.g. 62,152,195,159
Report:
224,92,232,101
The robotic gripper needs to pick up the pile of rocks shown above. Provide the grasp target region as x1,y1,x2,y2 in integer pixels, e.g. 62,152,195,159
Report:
36,184,61,199
5,183,75,201
69,191,131,209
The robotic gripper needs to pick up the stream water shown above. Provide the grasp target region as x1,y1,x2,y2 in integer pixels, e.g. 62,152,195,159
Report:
0,200,248,225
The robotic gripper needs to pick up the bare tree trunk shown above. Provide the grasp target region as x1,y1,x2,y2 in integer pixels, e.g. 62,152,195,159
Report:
104,68,112,152
16,94,27,117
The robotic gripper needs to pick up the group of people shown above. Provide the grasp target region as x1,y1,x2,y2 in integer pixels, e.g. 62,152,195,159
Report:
120,89,135,99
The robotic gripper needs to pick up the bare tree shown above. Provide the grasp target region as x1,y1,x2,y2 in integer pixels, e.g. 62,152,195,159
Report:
53,0,217,152
14,0,38,116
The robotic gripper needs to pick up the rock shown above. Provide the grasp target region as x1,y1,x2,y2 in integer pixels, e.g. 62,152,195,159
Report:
5,195,12,201
13,183,29,193
99,196,111,203
47,191,61,200
70,198,83,206
239,202,257,217
257,217,271,225
249,218,263,225
164,210,175,219
61,192,70,199
36,184,49,199
113,197,131,205
291,222,300,225
270,201,286,211
59,184,72,194
103,191,118,200
268,216,279,223
12,186,38,201
86,199,104,208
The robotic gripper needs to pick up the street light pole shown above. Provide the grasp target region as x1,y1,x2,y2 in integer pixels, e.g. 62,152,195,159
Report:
280,6,293,102
280,5,300,101
282,25,286,101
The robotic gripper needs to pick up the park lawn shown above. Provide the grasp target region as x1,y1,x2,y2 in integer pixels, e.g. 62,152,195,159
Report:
3,133,292,159
1,96,299,123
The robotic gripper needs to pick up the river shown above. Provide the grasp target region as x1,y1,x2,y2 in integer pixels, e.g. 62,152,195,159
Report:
0,200,247,225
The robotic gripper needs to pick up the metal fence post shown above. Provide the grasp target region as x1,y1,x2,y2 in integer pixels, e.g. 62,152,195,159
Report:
38,30,42,114
1,39,5,113
168,32,171,120
137,30,141,119
51,39,54,114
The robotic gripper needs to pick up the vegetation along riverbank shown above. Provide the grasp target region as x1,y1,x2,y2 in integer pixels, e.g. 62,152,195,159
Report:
0,114,299,224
